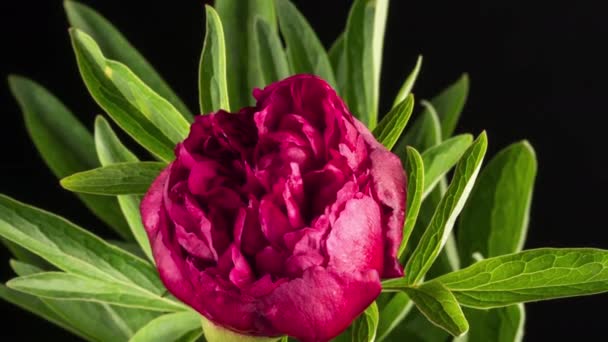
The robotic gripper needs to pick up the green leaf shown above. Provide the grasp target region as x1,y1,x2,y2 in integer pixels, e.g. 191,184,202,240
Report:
392,55,423,108
352,302,380,342
371,0,389,109
215,0,276,109
8,76,96,179
102,59,190,144
55,304,160,341
2,238,48,269
117,196,153,262
199,6,230,113
402,132,487,284
94,116,139,164
177,330,205,342
401,111,464,277
275,0,336,86
384,306,449,342
458,141,537,266
397,147,424,258
202,314,283,342
456,305,524,342
8,75,131,240
343,0,389,129
109,240,148,259
70,29,177,162
393,101,442,164
0,194,165,295
95,116,154,262
434,248,608,308
427,74,469,138
254,18,290,86
7,272,184,312
10,259,160,341
328,33,347,95
64,0,193,120
421,134,473,199
10,259,41,276
403,281,469,337
0,284,88,340
377,293,414,341
455,142,534,342
343,0,376,129
129,311,203,342
60,162,165,196
373,95,414,150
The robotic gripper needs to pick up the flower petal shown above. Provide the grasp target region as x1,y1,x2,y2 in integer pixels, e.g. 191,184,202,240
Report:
327,196,384,274
260,267,381,342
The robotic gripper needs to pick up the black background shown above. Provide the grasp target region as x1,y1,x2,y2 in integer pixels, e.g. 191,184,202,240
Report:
1,0,607,340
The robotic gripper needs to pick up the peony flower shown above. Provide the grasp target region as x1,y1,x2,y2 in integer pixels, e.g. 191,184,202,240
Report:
141,74,406,341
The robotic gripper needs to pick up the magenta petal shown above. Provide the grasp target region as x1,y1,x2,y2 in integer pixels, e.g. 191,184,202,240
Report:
260,267,381,342
188,160,221,195
283,163,305,228
195,271,273,335
234,204,267,256
175,222,215,261
259,198,292,248
229,246,255,288
279,114,324,158
327,196,384,274
368,148,407,278
141,167,195,304
255,246,286,276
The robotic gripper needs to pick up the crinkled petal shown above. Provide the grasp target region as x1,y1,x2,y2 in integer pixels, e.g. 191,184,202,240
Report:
260,267,381,342
327,196,384,274
141,167,196,305
353,120,406,277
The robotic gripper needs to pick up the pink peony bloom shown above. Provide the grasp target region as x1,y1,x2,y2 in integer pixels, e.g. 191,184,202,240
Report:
141,75,406,341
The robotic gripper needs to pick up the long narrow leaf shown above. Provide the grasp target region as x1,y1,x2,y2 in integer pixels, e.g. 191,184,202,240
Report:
397,147,424,258
458,141,537,265
376,293,414,341
373,94,414,150
276,0,336,86
402,132,487,284
392,55,423,108
60,162,165,196
403,281,469,336
344,0,377,128
426,74,469,138
8,75,131,240
456,141,536,342
393,101,442,164
215,0,276,109
351,302,380,342
254,18,290,86
8,272,184,312
64,0,193,120
328,33,347,95
129,311,203,342
70,29,178,162
95,117,154,262
421,134,473,199
383,306,449,341
94,116,138,164
456,305,525,342
436,248,608,308
371,0,389,112
0,194,165,294
11,259,160,341
199,5,230,113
